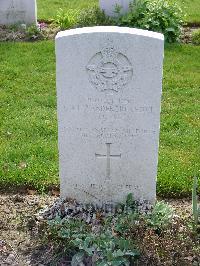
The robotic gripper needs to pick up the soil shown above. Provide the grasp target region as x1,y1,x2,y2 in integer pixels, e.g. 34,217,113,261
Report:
0,22,199,44
0,23,58,42
0,192,56,265
0,192,198,266
180,26,200,44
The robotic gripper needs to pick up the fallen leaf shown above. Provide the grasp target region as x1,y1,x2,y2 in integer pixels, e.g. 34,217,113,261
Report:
185,256,194,262
18,162,27,169
27,189,37,195
51,189,60,196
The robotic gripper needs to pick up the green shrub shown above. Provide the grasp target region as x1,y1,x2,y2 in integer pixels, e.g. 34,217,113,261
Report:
54,8,78,30
192,29,200,45
77,6,114,27
117,0,184,42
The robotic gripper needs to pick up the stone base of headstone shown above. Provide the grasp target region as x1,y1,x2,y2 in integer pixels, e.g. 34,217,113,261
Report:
38,197,153,222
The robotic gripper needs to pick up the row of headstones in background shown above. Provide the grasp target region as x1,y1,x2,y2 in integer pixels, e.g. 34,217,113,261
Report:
0,0,129,26
99,0,133,16
0,0,37,25
56,26,164,206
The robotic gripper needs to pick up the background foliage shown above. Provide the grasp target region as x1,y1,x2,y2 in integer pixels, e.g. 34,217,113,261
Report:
37,0,200,24
116,0,184,42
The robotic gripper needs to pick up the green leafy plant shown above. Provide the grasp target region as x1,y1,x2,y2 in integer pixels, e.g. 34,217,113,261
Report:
48,216,89,243
147,201,174,232
115,193,137,214
125,193,136,210
8,24,21,32
42,192,200,264
54,8,78,30
117,0,184,42
114,4,123,16
192,29,200,45
48,215,139,265
77,6,114,27
26,24,42,39
72,231,139,265
192,176,200,231
47,195,140,265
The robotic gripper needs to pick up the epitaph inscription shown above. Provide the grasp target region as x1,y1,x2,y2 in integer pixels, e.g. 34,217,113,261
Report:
86,43,133,92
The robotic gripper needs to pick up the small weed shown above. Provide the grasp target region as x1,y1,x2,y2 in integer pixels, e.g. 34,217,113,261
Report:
77,6,114,27
192,29,200,45
54,8,78,30
147,201,174,232
8,24,21,32
26,24,43,40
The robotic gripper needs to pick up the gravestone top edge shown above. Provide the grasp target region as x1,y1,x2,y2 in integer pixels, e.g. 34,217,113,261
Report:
56,26,164,41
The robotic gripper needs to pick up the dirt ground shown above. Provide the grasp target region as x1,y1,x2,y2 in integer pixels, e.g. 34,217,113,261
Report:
0,23,199,44
0,192,194,266
0,192,57,265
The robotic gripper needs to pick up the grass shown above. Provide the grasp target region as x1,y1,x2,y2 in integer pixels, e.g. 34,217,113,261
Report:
0,42,199,196
0,42,58,191
178,0,200,24
159,44,200,196
37,0,98,21
37,0,200,23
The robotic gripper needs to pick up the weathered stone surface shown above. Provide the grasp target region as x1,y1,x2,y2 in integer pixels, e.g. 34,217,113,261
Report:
56,26,164,205
99,0,132,16
0,0,37,25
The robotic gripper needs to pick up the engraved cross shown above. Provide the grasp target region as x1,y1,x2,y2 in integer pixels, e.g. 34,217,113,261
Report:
95,143,121,180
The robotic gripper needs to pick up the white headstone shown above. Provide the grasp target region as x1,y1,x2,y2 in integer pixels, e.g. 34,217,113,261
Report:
0,0,37,25
56,26,164,206
99,0,132,16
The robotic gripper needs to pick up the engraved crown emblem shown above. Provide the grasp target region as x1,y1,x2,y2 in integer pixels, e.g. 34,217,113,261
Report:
101,46,117,61
86,41,133,93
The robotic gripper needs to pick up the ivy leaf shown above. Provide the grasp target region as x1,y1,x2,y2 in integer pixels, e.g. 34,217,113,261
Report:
111,257,130,265
126,193,134,207
166,27,175,32
113,249,124,258
125,250,140,258
97,261,109,266
71,251,85,266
